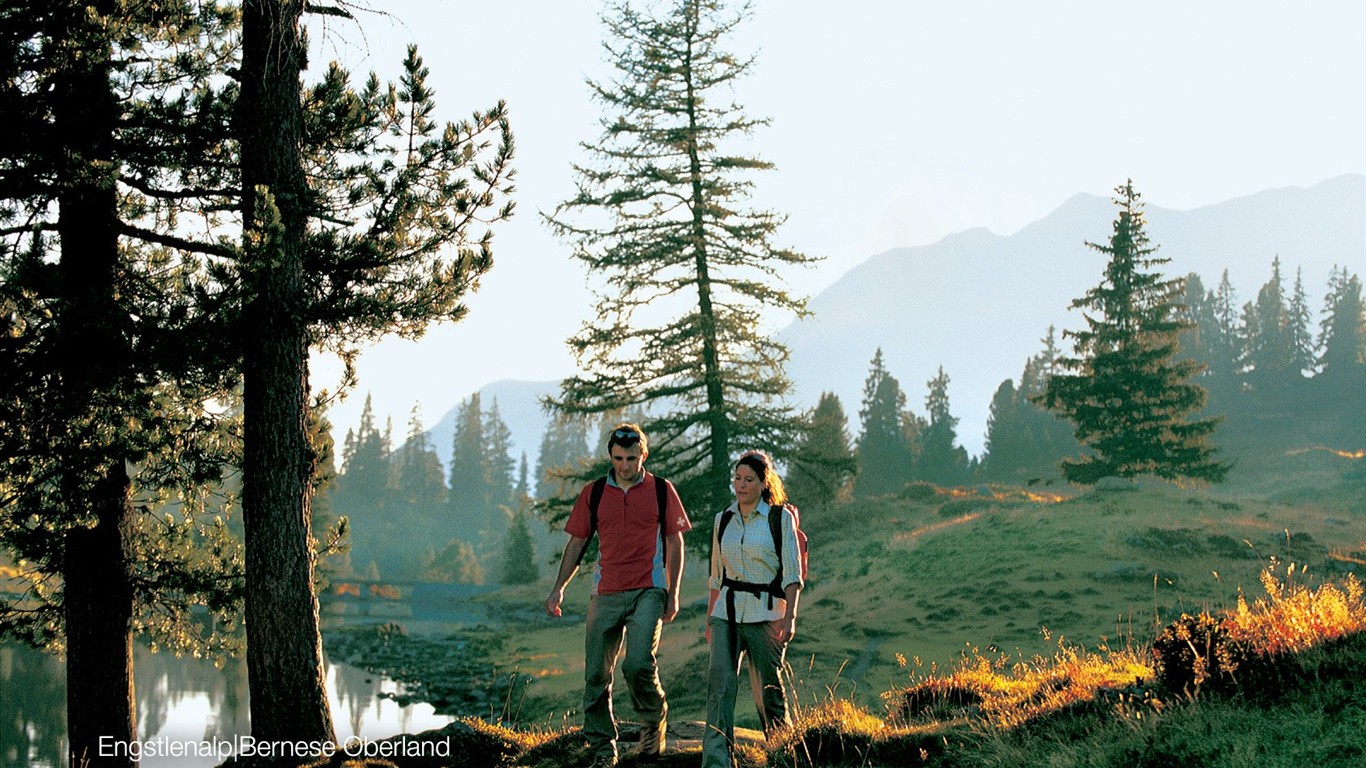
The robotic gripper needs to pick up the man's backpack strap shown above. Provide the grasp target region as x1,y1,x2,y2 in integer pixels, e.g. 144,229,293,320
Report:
655,475,671,568
574,477,609,567
575,475,672,568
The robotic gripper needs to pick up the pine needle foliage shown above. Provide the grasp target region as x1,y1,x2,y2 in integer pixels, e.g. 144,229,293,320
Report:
544,0,816,533
1041,181,1228,485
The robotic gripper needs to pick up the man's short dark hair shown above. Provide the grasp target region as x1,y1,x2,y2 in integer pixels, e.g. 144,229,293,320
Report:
607,422,648,454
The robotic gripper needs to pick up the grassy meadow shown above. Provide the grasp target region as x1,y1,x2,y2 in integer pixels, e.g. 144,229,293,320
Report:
472,451,1365,731
336,452,1366,766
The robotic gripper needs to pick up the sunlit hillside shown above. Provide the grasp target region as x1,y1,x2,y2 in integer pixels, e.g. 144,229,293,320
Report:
388,451,1366,733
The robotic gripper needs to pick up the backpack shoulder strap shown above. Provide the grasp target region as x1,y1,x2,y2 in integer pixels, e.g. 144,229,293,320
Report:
655,476,670,531
575,477,609,567
654,475,671,565
716,507,735,544
588,476,608,534
768,503,786,593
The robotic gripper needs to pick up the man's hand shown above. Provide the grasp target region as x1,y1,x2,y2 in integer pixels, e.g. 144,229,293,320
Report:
545,588,564,617
662,591,680,624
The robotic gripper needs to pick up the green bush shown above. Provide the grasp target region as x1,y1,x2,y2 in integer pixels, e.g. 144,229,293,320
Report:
898,481,941,502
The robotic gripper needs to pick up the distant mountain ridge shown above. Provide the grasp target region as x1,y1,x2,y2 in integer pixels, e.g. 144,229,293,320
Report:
781,174,1366,456
420,175,1365,467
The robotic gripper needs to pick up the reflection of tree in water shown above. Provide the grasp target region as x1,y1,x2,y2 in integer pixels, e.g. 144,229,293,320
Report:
134,645,249,742
0,645,66,768
206,653,250,742
330,659,382,738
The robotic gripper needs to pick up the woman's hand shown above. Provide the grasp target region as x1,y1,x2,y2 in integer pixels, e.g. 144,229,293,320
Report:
770,614,796,644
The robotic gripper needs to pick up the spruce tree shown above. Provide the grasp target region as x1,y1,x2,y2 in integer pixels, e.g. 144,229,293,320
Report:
855,349,915,497
544,0,815,536
501,508,539,585
1318,266,1365,376
786,392,858,509
399,405,447,507
981,379,1028,482
1242,256,1293,388
448,394,489,532
915,366,969,486
1041,181,1227,485
483,399,516,515
1208,270,1244,386
1287,267,1316,378
536,415,592,500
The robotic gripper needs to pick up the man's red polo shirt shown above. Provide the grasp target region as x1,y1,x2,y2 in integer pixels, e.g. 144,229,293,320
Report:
565,471,691,594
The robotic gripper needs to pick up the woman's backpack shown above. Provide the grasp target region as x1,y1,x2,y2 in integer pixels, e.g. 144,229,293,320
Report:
716,502,809,599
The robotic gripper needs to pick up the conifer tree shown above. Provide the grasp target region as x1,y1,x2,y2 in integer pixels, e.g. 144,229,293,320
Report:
1242,256,1294,387
855,349,915,497
236,8,514,743
1208,270,1244,385
544,0,815,536
0,3,242,763
399,406,447,507
786,392,858,508
536,416,592,500
484,399,516,514
448,394,489,526
1318,266,1365,377
915,366,969,486
1287,267,1316,378
982,379,1028,482
515,452,532,500
1041,181,1226,485
501,508,538,585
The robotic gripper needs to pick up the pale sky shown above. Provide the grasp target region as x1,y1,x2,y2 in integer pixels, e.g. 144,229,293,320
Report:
308,0,1366,450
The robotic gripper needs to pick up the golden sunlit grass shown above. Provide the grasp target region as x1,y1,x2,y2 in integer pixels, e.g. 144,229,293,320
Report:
763,569,1366,767
1230,566,1366,655
884,636,1154,730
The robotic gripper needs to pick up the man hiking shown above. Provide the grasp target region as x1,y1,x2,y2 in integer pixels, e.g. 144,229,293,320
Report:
546,423,690,767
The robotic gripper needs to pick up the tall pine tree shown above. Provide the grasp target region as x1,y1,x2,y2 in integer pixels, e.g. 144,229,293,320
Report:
544,0,815,537
915,366,968,486
786,392,858,509
1041,181,1226,485
236,13,515,743
536,415,592,500
855,349,915,497
0,4,242,765
1318,266,1365,377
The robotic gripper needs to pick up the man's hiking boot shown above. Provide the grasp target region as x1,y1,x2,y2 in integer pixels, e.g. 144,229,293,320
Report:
586,751,618,768
636,716,666,758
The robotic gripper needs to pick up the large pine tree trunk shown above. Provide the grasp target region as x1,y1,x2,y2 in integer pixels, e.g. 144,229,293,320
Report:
63,500,136,768
238,0,336,746
51,2,138,765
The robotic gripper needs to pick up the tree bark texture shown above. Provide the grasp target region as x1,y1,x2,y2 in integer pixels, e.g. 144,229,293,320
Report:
51,2,138,765
238,0,336,746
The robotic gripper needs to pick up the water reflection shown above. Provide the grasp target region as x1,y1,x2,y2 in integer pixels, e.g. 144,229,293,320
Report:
1,642,453,768
1,645,66,768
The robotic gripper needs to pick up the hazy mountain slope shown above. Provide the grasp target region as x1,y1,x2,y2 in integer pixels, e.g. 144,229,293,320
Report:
414,177,1364,466
426,379,556,471
781,175,1366,456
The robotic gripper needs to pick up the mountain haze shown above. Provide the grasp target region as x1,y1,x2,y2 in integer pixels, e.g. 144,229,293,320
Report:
781,174,1365,456
414,176,1364,468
